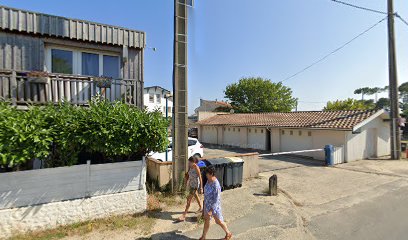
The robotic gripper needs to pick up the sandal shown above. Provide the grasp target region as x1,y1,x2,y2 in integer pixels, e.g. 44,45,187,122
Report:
224,232,232,240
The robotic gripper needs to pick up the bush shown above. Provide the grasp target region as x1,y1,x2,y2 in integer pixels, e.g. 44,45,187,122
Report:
0,99,169,171
0,102,53,171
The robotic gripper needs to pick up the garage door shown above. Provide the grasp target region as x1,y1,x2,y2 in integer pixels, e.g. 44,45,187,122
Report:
280,129,313,152
202,126,217,144
248,128,267,150
223,127,241,147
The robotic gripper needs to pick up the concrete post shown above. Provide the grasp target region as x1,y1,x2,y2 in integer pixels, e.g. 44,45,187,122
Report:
269,175,277,196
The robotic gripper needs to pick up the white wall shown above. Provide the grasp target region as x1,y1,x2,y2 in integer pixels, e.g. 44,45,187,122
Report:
0,160,147,238
201,125,218,144
346,117,390,161
143,88,172,117
278,128,345,160
0,190,146,239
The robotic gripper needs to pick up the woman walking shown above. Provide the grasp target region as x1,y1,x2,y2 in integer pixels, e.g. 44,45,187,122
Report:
200,165,232,240
178,156,203,221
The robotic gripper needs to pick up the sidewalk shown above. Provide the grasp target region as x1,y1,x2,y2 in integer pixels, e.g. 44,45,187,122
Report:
63,158,408,240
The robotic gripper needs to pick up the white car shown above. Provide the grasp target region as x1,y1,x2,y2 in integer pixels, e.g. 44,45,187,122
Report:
150,137,204,162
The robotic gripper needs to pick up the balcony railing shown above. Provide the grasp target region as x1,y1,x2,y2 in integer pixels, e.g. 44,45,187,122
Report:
0,69,142,107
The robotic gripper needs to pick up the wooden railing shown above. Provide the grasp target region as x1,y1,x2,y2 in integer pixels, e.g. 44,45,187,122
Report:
0,69,142,106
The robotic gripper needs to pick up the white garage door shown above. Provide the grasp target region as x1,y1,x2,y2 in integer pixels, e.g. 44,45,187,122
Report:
248,128,267,150
280,129,313,152
223,127,241,147
202,126,217,144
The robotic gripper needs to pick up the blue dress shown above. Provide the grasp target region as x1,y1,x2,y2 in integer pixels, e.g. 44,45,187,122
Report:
204,178,223,221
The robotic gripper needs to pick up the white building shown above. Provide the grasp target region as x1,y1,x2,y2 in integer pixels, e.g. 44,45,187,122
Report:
197,110,390,162
144,86,173,117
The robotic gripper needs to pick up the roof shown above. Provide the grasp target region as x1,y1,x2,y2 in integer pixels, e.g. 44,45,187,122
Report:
144,86,171,94
197,110,387,130
0,5,145,48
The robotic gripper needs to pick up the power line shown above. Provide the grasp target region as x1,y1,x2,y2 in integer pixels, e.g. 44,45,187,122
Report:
329,0,387,15
282,16,387,82
395,13,408,27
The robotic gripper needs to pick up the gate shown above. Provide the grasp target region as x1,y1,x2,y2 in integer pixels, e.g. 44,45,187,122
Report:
333,145,345,165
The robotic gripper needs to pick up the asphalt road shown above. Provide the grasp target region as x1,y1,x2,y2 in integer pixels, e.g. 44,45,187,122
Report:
309,180,408,240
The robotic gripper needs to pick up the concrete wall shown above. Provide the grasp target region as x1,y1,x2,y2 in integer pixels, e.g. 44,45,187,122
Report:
147,157,173,188
0,160,147,238
147,153,259,188
0,190,146,239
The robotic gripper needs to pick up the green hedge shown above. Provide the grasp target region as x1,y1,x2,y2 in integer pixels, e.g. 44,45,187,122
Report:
0,99,169,171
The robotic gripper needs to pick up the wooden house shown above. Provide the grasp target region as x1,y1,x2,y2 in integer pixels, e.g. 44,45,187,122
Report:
0,5,145,107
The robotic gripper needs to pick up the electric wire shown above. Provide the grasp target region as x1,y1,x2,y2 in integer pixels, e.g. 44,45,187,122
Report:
282,16,387,82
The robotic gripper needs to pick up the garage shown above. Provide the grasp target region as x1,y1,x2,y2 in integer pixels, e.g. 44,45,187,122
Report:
198,110,391,162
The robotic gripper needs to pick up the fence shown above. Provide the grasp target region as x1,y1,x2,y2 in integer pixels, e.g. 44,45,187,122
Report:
333,145,345,165
0,69,142,106
0,159,145,209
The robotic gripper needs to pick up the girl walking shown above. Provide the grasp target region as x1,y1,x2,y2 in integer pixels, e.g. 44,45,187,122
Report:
178,156,203,221
200,165,232,240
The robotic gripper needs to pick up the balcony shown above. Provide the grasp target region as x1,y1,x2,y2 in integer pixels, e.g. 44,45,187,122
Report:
0,69,142,107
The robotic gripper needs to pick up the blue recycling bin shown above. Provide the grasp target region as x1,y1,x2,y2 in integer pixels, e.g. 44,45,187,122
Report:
325,145,334,166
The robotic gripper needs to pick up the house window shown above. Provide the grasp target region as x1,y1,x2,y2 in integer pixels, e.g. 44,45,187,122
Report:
47,47,120,78
238,128,240,132
255,129,257,133
261,129,264,133
299,131,302,136
249,129,251,133
308,131,312,136
290,130,293,135
149,93,154,103
82,52,99,76
282,130,285,135
103,55,120,78
156,94,161,104
51,49,73,74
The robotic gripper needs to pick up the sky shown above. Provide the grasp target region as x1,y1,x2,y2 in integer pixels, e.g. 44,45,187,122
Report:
1,0,407,113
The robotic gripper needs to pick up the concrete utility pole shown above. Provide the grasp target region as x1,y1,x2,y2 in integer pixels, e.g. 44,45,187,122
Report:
387,0,401,159
172,0,190,192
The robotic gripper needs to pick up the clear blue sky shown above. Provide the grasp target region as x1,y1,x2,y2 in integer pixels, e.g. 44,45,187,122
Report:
2,0,407,113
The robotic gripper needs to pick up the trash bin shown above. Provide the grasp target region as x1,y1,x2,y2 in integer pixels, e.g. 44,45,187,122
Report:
206,158,231,190
225,157,244,188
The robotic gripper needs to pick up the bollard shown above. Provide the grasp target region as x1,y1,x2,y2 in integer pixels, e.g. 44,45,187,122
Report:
269,175,277,196
325,145,334,166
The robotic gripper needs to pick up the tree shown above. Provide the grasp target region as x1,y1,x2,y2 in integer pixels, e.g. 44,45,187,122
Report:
375,98,390,109
323,98,375,111
354,87,384,100
224,77,297,113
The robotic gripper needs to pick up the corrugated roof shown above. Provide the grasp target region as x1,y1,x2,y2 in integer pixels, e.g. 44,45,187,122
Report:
197,110,381,130
0,5,145,48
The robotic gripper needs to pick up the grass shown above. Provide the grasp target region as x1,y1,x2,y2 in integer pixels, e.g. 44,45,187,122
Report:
9,213,155,240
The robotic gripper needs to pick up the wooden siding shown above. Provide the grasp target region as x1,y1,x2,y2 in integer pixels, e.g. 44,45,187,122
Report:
0,160,145,209
0,31,44,71
0,5,145,49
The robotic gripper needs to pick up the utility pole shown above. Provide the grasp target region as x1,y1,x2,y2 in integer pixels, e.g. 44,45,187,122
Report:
172,0,190,192
387,0,401,159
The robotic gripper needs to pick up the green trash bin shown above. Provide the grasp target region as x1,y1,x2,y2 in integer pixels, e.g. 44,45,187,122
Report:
207,158,232,190
225,157,244,188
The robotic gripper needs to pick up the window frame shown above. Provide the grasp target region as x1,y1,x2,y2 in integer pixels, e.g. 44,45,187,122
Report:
45,45,121,78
